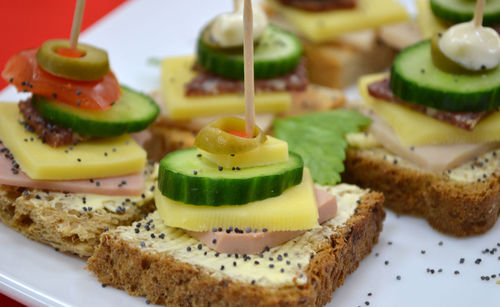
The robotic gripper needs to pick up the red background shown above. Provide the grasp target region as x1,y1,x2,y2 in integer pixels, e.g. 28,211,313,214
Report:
0,0,126,305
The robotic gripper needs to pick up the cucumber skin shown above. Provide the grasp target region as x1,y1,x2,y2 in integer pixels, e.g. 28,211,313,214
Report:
158,148,304,206
390,41,500,112
197,26,302,80
33,86,160,137
430,0,500,26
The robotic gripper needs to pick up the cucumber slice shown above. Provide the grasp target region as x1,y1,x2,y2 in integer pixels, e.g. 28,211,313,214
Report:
390,40,500,112
158,148,304,206
197,25,302,80
430,0,500,26
33,86,160,137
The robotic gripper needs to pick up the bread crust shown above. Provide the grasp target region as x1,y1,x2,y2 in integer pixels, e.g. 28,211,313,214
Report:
87,192,385,307
0,184,155,257
343,149,500,236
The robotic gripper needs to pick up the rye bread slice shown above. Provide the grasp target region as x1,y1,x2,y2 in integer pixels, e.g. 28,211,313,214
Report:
0,164,157,257
343,148,500,236
87,185,384,307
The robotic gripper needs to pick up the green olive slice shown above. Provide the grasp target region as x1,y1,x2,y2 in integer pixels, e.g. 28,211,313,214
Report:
194,117,267,154
430,33,483,75
36,39,109,81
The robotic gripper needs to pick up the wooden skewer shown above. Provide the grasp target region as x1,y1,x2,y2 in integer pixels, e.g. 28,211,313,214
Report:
473,0,485,27
243,0,255,137
69,0,86,49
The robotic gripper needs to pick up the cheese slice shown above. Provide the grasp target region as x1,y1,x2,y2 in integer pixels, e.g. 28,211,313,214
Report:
358,73,500,146
161,56,291,119
265,0,409,43
155,168,319,232
198,136,288,168
416,0,447,39
0,103,146,180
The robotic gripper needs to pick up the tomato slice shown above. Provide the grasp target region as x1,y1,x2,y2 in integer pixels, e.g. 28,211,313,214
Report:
1,49,121,110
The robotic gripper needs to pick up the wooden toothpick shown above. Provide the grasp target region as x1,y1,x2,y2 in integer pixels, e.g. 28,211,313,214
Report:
69,0,86,49
473,0,485,27
243,0,255,137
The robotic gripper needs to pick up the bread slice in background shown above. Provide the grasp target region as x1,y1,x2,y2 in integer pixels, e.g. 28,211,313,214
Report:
262,0,412,89
303,38,396,89
267,13,397,89
87,185,384,307
304,20,427,89
343,147,500,236
0,164,157,257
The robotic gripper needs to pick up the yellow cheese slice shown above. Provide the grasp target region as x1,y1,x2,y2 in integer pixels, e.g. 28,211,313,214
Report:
0,103,146,180
265,0,409,43
198,136,289,168
155,168,319,232
161,56,291,119
359,73,500,146
416,0,447,39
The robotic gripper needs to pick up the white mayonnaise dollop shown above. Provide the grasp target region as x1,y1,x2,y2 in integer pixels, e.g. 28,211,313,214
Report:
209,0,268,47
439,21,500,71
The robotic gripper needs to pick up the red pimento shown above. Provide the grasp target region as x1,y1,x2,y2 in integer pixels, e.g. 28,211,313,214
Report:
227,130,250,138
56,47,84,58
2,49,121,110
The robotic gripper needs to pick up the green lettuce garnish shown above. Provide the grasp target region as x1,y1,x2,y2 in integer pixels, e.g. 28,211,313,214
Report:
274,109,371,185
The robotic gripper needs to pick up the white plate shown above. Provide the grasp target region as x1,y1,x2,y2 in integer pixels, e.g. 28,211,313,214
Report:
0,1,499,306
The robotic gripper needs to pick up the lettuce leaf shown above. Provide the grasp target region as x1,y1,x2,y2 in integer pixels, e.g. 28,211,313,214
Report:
274,109,371,185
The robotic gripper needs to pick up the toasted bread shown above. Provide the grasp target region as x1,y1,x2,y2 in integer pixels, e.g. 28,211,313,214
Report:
87,185,385,307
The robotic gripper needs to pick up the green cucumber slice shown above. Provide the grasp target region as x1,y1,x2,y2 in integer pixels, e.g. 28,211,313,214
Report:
158,148,304,206
390,40,500,112
430,0,500,26
197,25,302,80
33,86,160,137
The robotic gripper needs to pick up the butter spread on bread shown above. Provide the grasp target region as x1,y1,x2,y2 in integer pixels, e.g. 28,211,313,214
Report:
116,184,364,287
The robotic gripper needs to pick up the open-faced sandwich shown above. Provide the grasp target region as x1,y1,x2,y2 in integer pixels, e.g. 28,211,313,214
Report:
146,0,346,160
0,32,160,256
262,0,411,88
344,1,500,236
88,112,385,306
88,3,385,304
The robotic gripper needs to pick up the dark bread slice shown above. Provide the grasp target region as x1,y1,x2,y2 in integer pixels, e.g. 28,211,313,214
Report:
0,164,157,257
343,148,500,236
87,188,384,307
